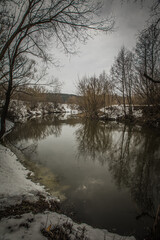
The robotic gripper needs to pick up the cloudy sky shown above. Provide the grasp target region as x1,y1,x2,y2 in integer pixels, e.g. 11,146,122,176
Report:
47,0,152,94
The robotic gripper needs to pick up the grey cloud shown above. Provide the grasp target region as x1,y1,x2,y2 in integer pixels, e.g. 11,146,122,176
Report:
46,0,152,94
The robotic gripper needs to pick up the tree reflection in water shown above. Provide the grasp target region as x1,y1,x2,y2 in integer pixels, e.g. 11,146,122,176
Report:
75,119,113,164
8,114,81,160
8,116,160,238
8,114,63,142
109,125,160,219
75,120,160,232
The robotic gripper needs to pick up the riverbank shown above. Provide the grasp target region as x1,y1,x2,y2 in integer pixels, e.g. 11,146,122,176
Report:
0,119,136,240
1,100,79,123
99,105,160,128
2,100,160,128
75,104,160,129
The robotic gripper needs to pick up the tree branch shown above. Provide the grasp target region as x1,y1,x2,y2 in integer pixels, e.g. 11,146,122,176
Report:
144,72,160,83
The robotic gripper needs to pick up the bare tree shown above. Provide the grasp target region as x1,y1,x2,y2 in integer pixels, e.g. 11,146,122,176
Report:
99,71,113,111
126,0,160,84
67,96,78,113
77,75,105,118
0,0,114,138
0,0,114,62
134,23,160,105
110,46,135,117
50,78,62,108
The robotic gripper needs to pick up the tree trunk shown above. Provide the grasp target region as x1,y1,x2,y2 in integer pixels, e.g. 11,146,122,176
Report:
0,71,12,139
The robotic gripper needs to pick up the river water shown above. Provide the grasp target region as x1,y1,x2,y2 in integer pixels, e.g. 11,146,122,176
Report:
8,114,160,239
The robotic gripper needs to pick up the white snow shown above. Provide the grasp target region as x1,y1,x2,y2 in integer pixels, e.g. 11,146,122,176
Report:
5,120,14,132
132,109,143,118
0,119,14,138
7,100,80,122
61,103,79,114
0,211,136,240
100,105,143,120
0,144,46,209
100,105,124,120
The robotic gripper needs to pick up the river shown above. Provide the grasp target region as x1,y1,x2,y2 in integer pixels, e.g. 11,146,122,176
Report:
7,114,160,240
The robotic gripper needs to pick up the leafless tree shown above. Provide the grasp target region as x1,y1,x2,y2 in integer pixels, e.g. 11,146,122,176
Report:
99,71,113,111
134,23,160,105
0,0,114,62
77,75,105,118
126,0,160,84
50,78,62,108
0,0,114,138
110,46,135,117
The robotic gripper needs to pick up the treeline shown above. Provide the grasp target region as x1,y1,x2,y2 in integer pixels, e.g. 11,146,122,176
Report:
77,11,160,118
0,0,113,138
0,84,78,106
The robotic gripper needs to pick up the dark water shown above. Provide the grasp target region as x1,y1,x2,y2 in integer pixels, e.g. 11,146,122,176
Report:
8,115,160,239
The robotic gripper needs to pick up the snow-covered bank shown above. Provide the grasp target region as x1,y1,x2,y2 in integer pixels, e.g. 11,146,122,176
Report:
6,100,79,122
0,144,47,209
5,120,14,133
0,211,135,240
0,119,14,138
100,105,160,128
100,105,143,121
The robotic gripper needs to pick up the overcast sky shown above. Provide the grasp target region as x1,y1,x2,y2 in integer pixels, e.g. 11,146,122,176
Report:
46,0,152,94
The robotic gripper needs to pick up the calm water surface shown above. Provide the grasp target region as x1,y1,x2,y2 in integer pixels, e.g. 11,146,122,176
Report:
8,115,160,239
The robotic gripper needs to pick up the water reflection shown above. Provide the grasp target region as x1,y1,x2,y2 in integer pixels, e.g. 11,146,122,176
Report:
75,120,113,164
75,120,160,235
10,115,62,141
9,115,81,142
8,116,160,239
107,125,160,216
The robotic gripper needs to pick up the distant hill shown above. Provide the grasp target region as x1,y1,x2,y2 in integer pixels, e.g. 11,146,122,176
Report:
49,93,77,103
10,90,78,103
61,93,78,102
45,93,78,103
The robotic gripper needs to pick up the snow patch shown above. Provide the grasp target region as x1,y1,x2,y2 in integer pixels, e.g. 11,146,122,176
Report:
5,120,14,132
100,105,143,120
0,212,136,240
0,144,46,209
61,103,79,114
7,101,80,122
0,119,14,138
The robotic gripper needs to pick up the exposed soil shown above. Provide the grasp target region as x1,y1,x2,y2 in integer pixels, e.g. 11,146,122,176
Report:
0,194,60,220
